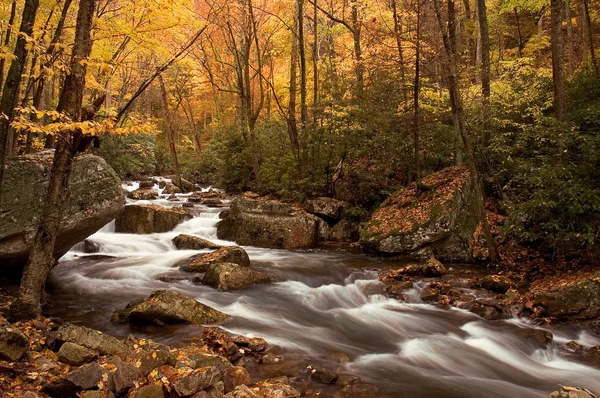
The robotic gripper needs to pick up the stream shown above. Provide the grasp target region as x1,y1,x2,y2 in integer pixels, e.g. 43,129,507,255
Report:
46,181,600,398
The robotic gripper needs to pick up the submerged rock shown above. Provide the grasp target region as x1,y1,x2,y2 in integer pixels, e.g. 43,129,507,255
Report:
202,263,271,291
0,153,124,274
111,290,229,325
115,204,191,234
181,246,250,272
217,198,319,250
173,234,222,250
360,167,478,262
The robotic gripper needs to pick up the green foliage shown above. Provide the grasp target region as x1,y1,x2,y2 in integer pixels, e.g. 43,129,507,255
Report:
94,132,160,178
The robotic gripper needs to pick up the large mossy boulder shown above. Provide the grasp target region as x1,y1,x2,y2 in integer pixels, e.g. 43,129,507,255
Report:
217,198,319,249
360,167,478,262
111,290,229,325
304,197,350,222
115,204,191,234
0,152,124,274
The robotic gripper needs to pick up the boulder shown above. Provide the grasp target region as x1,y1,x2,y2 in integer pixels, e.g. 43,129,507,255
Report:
115,204,191,234
139,180,155,188
202,263,271,291
217,198,319,250
328,219,360,242
173,366,221,396
173,234,222,250
135,385,165,398
57,342,97,365
111,290,229,325
223,366,251,393
190,353,233,372
42,362,109,398
0,327,29,361
188,190,224,202
127,188,158,200
421,258,447,277
532,279,600,321
546,386,597,398
0,153,124,273
309,367,339,384
480,275,513,293
181,247,250,273
360,167,478,262
135,348,174,376
113,363,144,396
225,385,262,398
304,197,350,221
55,323,127,355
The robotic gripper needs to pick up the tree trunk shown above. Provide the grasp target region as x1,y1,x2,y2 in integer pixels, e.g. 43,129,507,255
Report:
312,0,319,123
351,2,364,98
515,8,523,58
0,0,18,89
0,0,40,195
158,75,182,189
288,0,301,165
298,0,308,130
433,0,500,264
551,0,567,121
583,0,600,82
414,0,422,193
477,0,491,147
10,0,97,321
391,0,406,93
565,0,574,73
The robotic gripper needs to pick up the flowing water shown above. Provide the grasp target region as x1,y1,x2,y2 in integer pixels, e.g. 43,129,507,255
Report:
47,182,600,397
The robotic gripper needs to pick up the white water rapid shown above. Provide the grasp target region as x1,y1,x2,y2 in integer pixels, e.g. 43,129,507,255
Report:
48,183,600,398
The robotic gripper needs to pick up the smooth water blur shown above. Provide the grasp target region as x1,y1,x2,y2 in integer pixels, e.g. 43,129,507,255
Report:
47,184,600,398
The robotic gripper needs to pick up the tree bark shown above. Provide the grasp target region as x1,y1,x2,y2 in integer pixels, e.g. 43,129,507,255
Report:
312,0,319,123
515,8,523,58
583,0,600,82
391,0,406,91
551,0,567,121
288,0,301,164
158,75,182,189
0,0,40,195
433,0,500,264
414,0,422,193
298,0,308,130
0,0,18,89
565,0,574,73
477,0,491,147
10,0,97,321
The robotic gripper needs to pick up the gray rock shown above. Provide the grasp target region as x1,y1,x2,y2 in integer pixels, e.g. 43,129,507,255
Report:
223,366,251,393
115,204,191,234
135,348,173,375
360,168,478,262
217,198,319,250
309,367,339,384
224,385,262,398
0,327,28,361
533,280,600,321
113,363,143,396
181,246,250,273
304,197,350,221
55,323,127,355
480,275,513,293
43,362,109,397
173,234,222,250
328,219,360,242
546,386,596,398
57,342,97,365
173,366,221,396
133,385,164,398
421,258,447,277
127,188,158,200
0,153,124,273
190,353,232,372
111,290,229,325
202,263,271,291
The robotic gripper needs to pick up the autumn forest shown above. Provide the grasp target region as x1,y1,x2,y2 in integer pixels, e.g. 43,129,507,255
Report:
1,0,600,396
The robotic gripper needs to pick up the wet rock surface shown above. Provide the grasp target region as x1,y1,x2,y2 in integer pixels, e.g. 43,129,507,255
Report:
115,204,191,234
111,290,229,325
